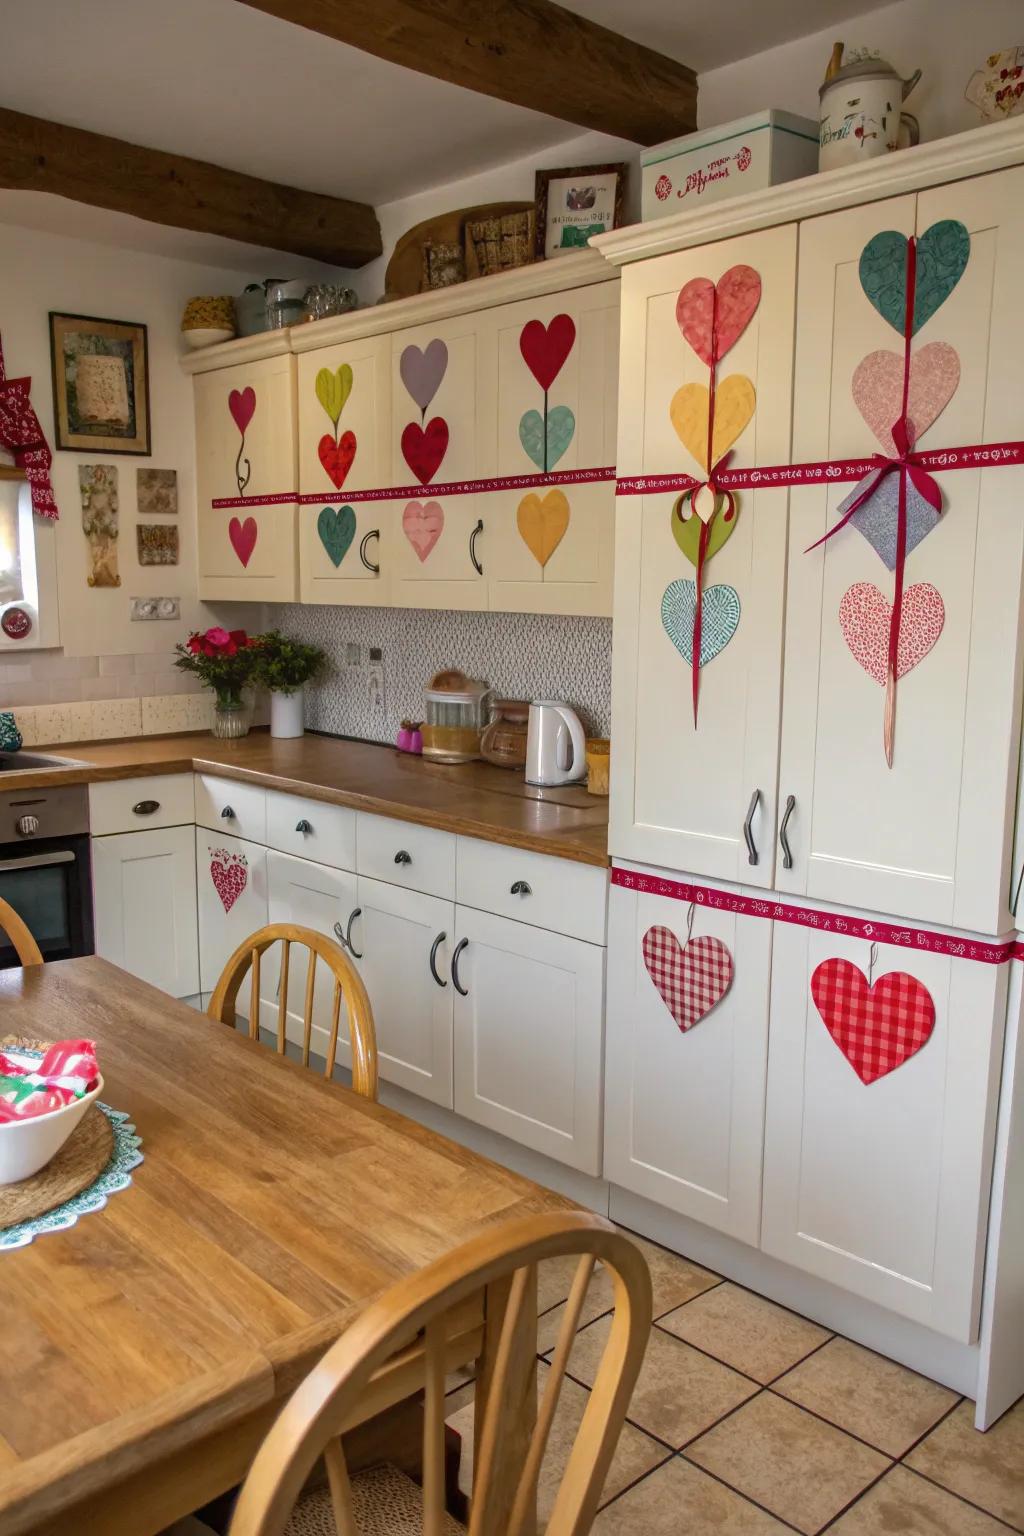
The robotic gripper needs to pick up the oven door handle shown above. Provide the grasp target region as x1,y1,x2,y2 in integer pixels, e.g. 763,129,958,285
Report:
0,850,75,872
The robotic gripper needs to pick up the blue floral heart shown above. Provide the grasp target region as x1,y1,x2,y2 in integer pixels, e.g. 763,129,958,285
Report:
662,580,741,666
859,220,970,335
518,406,576,470
317,505,356,568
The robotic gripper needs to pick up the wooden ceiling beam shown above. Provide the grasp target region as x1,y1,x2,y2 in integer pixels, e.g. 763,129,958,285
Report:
0,107,382,267
236,0,698,145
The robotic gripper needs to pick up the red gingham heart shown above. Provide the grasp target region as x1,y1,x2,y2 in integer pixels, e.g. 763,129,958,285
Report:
811,958,935,1084
642,925,733,1033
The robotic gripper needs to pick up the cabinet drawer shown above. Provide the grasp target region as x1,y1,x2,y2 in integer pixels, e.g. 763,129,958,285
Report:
194,773,267,844
89,774,195,837
266,790,356,869
456,837,607,944
356,812,455,900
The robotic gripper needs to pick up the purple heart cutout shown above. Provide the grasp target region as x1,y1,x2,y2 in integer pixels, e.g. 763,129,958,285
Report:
400,339,448,413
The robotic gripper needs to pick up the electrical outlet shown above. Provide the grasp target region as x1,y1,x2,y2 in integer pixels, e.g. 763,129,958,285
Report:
130,596,180,621
366,657,385,714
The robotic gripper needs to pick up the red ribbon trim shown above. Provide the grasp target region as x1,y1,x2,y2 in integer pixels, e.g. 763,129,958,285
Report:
211,492,299,509
295,464,617,506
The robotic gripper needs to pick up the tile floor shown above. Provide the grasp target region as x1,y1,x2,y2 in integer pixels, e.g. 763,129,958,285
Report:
445,1228,1024,1535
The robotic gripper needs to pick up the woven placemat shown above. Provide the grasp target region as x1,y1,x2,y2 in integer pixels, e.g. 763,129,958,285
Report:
0,1106,114,1230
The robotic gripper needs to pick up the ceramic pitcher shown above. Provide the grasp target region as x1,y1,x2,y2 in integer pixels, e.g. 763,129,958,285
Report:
819,50,922,171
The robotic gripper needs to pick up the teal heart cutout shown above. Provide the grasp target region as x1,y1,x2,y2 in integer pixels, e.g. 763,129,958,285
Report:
859,220,970,336
317,505,356,568
661,580,740,666
518,405,576,470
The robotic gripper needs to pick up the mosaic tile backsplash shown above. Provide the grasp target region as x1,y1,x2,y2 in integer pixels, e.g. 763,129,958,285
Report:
270,605,613,742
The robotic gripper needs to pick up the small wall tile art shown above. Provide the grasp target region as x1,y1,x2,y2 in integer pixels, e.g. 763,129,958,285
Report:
136,524,179,566
49,313,151,454
78,464,120,587
136,468,177,516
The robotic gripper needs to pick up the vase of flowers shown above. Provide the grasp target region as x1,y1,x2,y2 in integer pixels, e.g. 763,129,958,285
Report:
175,627,257,739
252,631,327,739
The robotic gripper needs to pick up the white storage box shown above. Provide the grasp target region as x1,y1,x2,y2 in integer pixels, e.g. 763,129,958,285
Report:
641,110,819,220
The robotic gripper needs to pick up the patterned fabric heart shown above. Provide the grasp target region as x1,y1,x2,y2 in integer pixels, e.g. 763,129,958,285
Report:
228,386,256,435
400,340,448,413
517,490,570,566
519,314,576,391
315,364,353,427
228,516,257,568
811,958,935,1084
839,472,940,571
669,376,756,471
675,265,762,366
209,847,248,913
518,405,576,470
401,417,449,485
662,580,740,666
403,501,444,561
840,581,944,685
642,925,734,1033
851,342,960,455
318,430,356,490
317,506,356,567
671,492,737,568
859,220,970,335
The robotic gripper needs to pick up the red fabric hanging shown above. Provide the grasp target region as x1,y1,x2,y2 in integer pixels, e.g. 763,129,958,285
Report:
0,335,59,520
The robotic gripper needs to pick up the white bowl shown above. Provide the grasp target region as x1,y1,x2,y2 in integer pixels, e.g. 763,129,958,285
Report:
182,327,234,350
0,1075,104,1185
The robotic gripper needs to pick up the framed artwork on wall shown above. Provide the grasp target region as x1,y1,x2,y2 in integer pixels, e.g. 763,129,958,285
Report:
534,163,627,259
49,312,151,455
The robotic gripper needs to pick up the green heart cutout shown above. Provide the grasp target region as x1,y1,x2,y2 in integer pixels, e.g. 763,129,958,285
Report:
859,220,970,336
518,405,576,470
317,505,356,567
315,364,353,427
670,491,738,568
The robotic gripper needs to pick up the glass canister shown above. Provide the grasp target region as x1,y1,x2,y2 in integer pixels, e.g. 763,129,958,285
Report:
421,670,493,763
480,699,530,770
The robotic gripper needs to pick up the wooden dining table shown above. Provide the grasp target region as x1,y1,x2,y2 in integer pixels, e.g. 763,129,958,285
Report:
0,957,570,1536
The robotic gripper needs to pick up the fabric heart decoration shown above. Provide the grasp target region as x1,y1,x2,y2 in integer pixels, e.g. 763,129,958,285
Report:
317,505,356,567
670,376,755,472
315,364,353,427
517,490,570,566
518,405,576,471
400,340,448,414
209,847,248,914
859,220,970,335
228,516,258,568
662,580,740,666
811,957,936,1084
840,581,944,685
852,342,960,455
318,431,357,490
402,417,449,485
675,265,762,366
840,472,940,571
403,500,444,561
228,386,256,435
671,491,737,568
642,925,734,1033
519,314,576,391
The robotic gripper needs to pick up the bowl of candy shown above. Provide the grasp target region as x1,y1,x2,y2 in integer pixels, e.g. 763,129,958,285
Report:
0,1040,103,1185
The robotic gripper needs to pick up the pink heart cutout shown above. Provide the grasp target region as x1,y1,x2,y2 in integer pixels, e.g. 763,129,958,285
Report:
852,342,960,456
641,926,734,1033
839,581,945,686
228,386,256,435
402,501,444,561
676,265,761,367
209,848,247,913
228,515,258,568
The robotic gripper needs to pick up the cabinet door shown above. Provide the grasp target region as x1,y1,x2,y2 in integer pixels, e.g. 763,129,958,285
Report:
778,170,1024,932
452,906,604,1173
610,225,796,883
386,315,487,609
351,876,454,1107
196,828,268,997
92,826,198,998
297,335,390,605
193,353,298,601
485,283,619,616
605,875,770,1243
265,849,358,1059
762,920,1007,1341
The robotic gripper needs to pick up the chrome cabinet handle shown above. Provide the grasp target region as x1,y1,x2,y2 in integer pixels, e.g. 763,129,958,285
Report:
510,880,532,897
779,795,796,870
221,805,235,820
333,920,346,947
451,937,469,996
429,931,447,988
394,850,412,866
132,799,160,816
343,907,363,959
295,818,312,834
469,518,484,576
359,529,380,573
743,789,761,866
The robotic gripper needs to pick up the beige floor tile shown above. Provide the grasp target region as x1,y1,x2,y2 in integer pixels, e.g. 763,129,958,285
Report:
537,1234,719,1353
686,1391,890,1535
559,1314,757,1448
593,1453,791,1533
905,1397,1024,1530
773,1336,958,1455
831,1465,1014,1535
658,1282,830,1384
445,1360,669,1521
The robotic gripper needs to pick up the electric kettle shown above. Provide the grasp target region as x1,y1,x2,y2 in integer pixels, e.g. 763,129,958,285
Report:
525,701,587,787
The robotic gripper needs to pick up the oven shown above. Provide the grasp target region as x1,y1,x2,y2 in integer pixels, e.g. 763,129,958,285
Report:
0,784,93,967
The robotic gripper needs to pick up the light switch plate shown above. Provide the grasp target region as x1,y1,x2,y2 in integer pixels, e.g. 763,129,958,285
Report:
131,596,180,621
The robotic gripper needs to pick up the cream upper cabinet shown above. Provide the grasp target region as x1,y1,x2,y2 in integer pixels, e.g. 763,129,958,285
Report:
777,169,1024,932
193,350,298,601
297,334,391,606
609,224,797,884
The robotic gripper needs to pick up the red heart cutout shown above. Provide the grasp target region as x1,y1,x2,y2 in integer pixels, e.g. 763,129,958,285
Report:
811,958,935,1084
318,430,357,489
401,416,449,485
228,515,258,568
519,314,576,391
676,265,762,367
209,847,248,913
228,386,256,435
839,582,944,687
642,925,733,1033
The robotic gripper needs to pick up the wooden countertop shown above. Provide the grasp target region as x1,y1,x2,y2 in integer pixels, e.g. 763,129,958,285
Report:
10,732,610,867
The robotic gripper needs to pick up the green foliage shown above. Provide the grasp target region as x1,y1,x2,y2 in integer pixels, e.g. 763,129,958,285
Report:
252,630,327,694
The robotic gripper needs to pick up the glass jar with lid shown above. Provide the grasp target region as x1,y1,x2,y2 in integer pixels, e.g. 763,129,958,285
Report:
421,670,493,763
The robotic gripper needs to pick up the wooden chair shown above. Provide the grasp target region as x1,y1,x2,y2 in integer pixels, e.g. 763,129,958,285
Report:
228,1210,652,1536
0,895,43,965
208,924,378,1101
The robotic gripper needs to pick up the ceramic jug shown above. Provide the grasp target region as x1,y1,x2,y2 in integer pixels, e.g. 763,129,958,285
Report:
819,49,921,171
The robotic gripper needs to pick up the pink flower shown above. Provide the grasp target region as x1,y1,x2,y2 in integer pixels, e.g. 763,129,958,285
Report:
205,627,231,649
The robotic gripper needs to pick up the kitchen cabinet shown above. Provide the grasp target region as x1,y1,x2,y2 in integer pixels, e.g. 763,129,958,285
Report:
91,824,199,999
195,828,268,999
265,848,357,1055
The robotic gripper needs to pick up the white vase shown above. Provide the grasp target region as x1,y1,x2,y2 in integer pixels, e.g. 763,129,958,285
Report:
270,688,304,739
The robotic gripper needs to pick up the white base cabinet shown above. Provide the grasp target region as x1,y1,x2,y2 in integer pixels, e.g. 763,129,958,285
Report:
264,848,357,1054
91,825,199,999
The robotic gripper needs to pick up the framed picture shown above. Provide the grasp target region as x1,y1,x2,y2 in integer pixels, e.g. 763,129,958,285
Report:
49,312,151,455
535,163,627,260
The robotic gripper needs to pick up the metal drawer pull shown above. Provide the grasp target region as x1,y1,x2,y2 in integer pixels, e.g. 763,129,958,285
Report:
394,850,412,866
132,800,160,816
343,907,363,959
510,880,532,897
429,931,447,988
295,819,312,834
359,529,380,573
743,789,761,866
451,937,470,997
220,805,235,820
779,794,796,870
469,518,484,575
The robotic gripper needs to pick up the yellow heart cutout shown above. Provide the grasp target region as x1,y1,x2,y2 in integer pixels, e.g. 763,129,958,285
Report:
517,490,570,567
315,364,353,427
669,375,756,472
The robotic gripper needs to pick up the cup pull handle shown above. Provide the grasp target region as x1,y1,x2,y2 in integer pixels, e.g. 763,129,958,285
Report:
429,931,447,988
221,806,235,820
743,789,761,866
510,880,532,897
394,850,412,866
451,937,470,996
295,819,312,834
779,795,796,871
